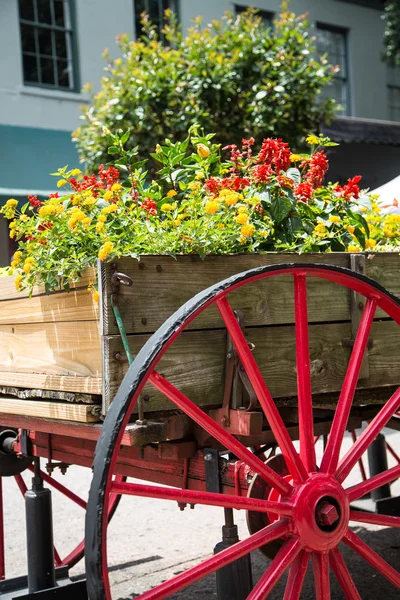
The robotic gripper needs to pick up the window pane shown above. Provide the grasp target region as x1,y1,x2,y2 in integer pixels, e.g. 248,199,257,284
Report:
37,0,52,24
21,24,36,53
38,27,53,56
55,30,67,58
19,0,35,22
57,59,71,87
23,53,38,82
316,26,349,115
40,57,55,84
53,0,66,27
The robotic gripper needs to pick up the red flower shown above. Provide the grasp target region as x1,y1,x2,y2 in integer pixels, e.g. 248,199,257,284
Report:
305,151,328,187
253,163,271,183
335,175,362,200
99,164,120,187
258,138,291,173
28,195,42,208
49,192,59,199
222,176,250,191
295,182,313,202
141,198,157,216
204,177,222,196
277,175,294,189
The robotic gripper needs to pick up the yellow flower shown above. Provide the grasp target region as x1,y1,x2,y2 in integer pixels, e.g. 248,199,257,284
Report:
57,179,68,188
205,200,219,214
217,223,225,229
103,190,113,201
13,251,23,264
155,144,162,154
167,189,177,198
70,169,81,176
197,144,211,158
93,290,99,303
188,181,201,192
20,215,29,222
329,215,341,223
23,261,34,274
239,235,248,244
365,238,376,249
98,241,114,261
173,219,181,227
111,183,122,192
240,224,255,237
222,192,241,206
98,215,107,223
235,213,249,225
6,199,18,209
72,195,83,205
39,205,57,217
25,257,34,264
306,135,319,145
237,206,248,214
195,171,205,180
161,203,174,212
9,221,17,229
313,223,326,238
102,204,118,214
83,217,92,226
348,244,360,252
290,154,302,163
15,274,23,291
83,196,96,206
260,231,269,237
346,225,355,234
96,222,105,233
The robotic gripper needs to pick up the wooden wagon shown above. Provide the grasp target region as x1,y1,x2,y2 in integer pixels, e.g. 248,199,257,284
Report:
0,252,399,599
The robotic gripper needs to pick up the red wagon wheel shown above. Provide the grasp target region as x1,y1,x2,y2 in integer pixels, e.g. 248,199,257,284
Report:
0,464,124,579
85,263,400,599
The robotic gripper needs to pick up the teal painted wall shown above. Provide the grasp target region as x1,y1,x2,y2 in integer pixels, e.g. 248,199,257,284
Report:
0,125,80,193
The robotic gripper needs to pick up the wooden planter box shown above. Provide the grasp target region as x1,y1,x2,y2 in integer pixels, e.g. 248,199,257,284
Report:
0,253,399,422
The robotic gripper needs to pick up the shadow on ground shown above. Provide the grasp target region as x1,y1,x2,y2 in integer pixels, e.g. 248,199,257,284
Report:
127,526,400,600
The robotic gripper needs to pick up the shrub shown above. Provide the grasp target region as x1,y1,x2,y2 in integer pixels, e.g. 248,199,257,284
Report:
3,128,398,296
74,8,338,171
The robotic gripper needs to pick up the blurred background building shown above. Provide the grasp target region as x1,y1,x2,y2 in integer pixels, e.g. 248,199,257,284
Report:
0,0,398,264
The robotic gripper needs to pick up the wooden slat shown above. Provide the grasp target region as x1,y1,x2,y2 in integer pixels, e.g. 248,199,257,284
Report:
0,321,102,394
0,268,96,301
0,373,102,394
0,287,99,326
365,252,400,316
103,320,400,412
0,398,100,422
99,254,352,336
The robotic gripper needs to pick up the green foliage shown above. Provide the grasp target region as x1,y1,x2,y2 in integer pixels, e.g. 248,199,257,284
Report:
383,1,400,67
74,8,338,171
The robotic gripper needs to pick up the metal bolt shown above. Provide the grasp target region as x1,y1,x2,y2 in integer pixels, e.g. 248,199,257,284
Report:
142,395,150,402
141,318,147,325
156,265,163,272
316,501,340,528
111,263,117,270
358,301,364,310
139,262,145,270
204,453,213,461
114,351,122,361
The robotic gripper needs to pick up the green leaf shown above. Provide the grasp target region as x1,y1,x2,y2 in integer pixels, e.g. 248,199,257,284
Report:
121,130,130,145
108,146,119,154
286,168,301,186
269,195,292,224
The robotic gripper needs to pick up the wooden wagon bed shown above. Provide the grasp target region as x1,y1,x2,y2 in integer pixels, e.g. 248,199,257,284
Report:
0,252,399,423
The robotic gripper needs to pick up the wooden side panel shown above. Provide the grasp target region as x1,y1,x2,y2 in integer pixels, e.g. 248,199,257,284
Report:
0,398,100,422
100,254,353,336
0,268,96,301
0,322,102,391
103,320,400,412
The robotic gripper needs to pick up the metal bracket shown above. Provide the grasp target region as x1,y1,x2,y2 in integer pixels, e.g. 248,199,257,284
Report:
342,254,370,379
222,312,257,423
204,449,220,493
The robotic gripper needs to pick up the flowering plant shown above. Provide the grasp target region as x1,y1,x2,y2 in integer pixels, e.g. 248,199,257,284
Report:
2,128,399,298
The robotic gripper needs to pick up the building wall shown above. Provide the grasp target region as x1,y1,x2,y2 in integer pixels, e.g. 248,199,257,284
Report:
180,0,388,121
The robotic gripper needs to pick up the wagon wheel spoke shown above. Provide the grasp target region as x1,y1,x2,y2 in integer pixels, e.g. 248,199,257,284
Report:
312,551,330,599
344,529,400,588
336,386,400,483
330,547,361,600
247,538,301,600
111,480,294,516
346,463,400,502
27,466,87,509
320,297,377,474
349,510,400,528
216,295,307,483
293,274,316,473
386,440,400,463
283,550,310,600
137,519,289,600
53,546,63,567
149,371,293,496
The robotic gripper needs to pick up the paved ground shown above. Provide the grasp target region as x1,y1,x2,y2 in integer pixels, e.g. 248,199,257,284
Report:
1,430,399,599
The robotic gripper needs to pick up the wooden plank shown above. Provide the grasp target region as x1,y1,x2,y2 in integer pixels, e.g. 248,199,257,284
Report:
99,254,352,336
103,320,400,412
0,321,101,377
0,267,96,301
0,398,100,422
0,287,99,326
365,252,400,317
0,373,102,394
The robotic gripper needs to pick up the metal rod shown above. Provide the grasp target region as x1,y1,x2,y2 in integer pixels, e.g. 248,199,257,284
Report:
367,434,391,501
